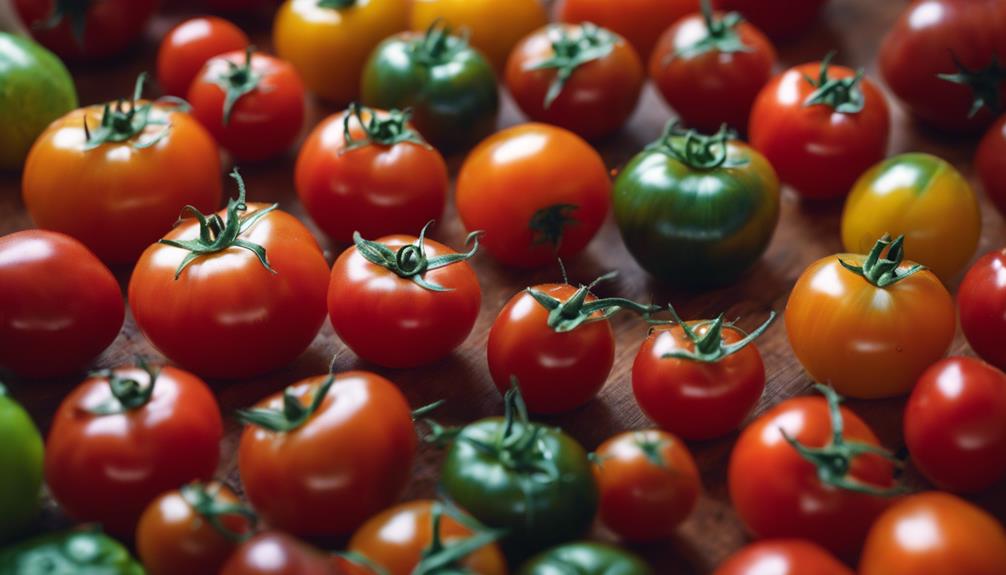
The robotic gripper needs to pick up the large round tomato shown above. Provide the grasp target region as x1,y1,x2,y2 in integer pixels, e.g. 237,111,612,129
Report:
977,114,1006,217
238,372,416,537
959,248,1006,370
0,384,43,542
15,0,158,60
157,17,250,97
860,492,1006,575
221,532,345,575
45,364,223,537
557,0,698,61
786,235,955,399
456,124,611,267
0,230,123,379
711,0,829,40
129,173,329,379
518,542,651,575
295,105,447,243
713,540,852,575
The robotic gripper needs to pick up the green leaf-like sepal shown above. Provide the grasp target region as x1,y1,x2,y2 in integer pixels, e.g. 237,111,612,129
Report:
353,221,482,292
658,305,776,363
208,46,262,126
236,374,336,433
525,22,617,108
838,234,925,288
86,359,161,416
647,121,747,171
802,51,866,114
668,0,752,62
341,102,431,153
180,482,258,543
528,271,660,333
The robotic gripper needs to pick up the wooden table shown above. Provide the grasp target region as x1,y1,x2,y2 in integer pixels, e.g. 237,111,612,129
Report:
3,1,1005,573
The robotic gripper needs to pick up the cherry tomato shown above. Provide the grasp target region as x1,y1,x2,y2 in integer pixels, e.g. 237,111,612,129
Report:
45,364,223,537
557,0,698,61
712,540,852,575
976,114,1006,217
295,104,447,243
456,124,611,268
221,532,345,575
0,230,123,379
860,492,1006,575
157,17,250,97
785,235,955,399
15,0,158,60
959,248,1006,370
711,0,829,40
749,54,890,200
238,372,416,537
506,23,644,140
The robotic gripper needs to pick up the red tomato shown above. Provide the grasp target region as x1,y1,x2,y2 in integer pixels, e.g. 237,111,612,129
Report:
14,0,158,60
157,17,250,97
221,532,345,575
128,172,329,379
713,540,853,575
0,230,123,379
188,49,305,162
749,55,890,200
238,372,416,537
456,124,611,267
711,0,829,40
593,430,701,542
295,105,447,243
557,0,698,61
977,115,1006,217
959,248,1006,370
45,364,223,536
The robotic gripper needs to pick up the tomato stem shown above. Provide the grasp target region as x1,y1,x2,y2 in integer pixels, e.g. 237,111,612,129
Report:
525,23,617,108
81,73,189,151
647,122,745,171
353,221,482,292
667,0,751,62
414,501,504,575
35,0,91,48
210,45,262,126
180,482,258,543
317,0,357,8
527,271,661,333
838,234,925,288
415,20,468,66
86,359,160,415
801,51,866,113
937,52,1006,118
341,103,431,153
633,432,669,468
237,374,336,433
658,305,776,363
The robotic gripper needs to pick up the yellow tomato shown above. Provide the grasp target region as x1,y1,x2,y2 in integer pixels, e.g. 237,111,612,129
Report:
841,153,980,282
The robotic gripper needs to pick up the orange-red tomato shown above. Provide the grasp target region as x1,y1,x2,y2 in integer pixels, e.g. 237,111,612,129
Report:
959,248,1006,371
713,540,853,575
15,0,158,60
157,17,250,97
557,0,699,61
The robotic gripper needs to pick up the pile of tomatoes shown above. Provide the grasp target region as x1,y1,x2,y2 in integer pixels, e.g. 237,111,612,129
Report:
2,0,1006,573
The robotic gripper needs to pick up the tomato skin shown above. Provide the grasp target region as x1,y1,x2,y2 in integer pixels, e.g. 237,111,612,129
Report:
0,230,123,379
14,0,158,60
712,540,852,575
221,532,344,575
557,0,698,61
44,366,223,537
860,492,1006,575
295,109,447,243
0,386,44,542
157,17,250,97
959,249,1006,370
711,0,828,40
456,124,611,268
976,115,1006,217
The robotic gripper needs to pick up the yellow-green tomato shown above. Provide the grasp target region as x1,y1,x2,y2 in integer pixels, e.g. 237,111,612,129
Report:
0,384,44,542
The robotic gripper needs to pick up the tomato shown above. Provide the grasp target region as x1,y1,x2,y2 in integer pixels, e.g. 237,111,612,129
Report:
904,357,1006,493
238,372,416,537
0,384,43,542
632,308,775,440
329,225,481,369
959,249,1006,370
786,235,954,399
650,3,776,134
136,482,255,575
361,23,499,151
221,532,345,575
518,542,651,575
129,172,329,379
860,492,1006,575
880,0,1006,134
557,0,698,61
0,528,144,574
505,23,644,140
188,49,305,162
613,124,779,287
841,153,980,281
976,114,1006,217
728,385,901,557
712,540,852,575
157,17,250,97
749,55,890,201
0,230,123,379
44,364,223,537
22,75,222,265
14,0,157,60
295,104,447,243
711,0,829,40
274,0,408,106
456,124,611,267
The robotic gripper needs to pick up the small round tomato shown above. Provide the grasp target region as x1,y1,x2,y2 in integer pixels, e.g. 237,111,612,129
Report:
129,172,329,379
506,23,644,140
976,114,1006,217
632,308,774,440
45,364,223,537
221,532,344,575
711,0,829,40
456,123,611,267
905,357,1006,493
518,542,652,575
842,153,980,281
0,230,123,379
0,384,44,542
860,492,1006,575
594,430,701,542
959,249,1006,370
157,17,250,97
295,104,447,243
22,75,222,265
274,0,408,106
15,0,158,60
712,540,852,575
728,385,901,557
557,0,698,61
238,372,416,537
786,235,955,399
749,54,890,200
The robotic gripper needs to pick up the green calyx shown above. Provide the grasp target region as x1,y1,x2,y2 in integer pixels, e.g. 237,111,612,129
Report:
647,121,744,170
35,0,90,47
412,20,468,67
659,305,776,363
180,482,258,543
83,73,188,151
938,53,1006,118
237,374,336,433
529,204,579,250
839,234,925,288
341,102,430,153
634,432,669,468
802,51,866,113
209,46,261,126
527,271,660,333
353,222,482,292
317,0,357,8
160,169,279,280
86,360,160,416
669,0,751,61
782,384,906,497
526,22,616,108
413,501,504,575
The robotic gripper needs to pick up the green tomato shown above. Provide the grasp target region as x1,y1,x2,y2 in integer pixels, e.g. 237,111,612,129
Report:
0,528,143,574
518,542,652,575
0,33,77,171
613,125,780,288
360,23,498,151
0,384,43,542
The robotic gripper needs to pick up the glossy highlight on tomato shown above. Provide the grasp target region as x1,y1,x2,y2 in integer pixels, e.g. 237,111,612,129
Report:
713,540,852,575
221,532,344,575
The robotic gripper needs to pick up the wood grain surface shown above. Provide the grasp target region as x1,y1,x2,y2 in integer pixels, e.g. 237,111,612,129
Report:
3,1,1005,573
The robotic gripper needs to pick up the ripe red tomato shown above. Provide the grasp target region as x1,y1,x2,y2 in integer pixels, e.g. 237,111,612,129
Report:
45,364,223,536
557,0,698,61
221,532,345,575
977,115,1006,217
959,248,1006,370
593,430,701,542
505,23,644,140
456,124,611,267
14,0,158,60
711,0,829,40
0,230,123,379
713,540,853,575
157,17,250,97
632,309,774,440
188,49,305,162
129,172,329,379
238,372,416,537
295,105,447,243
749,55,890,200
